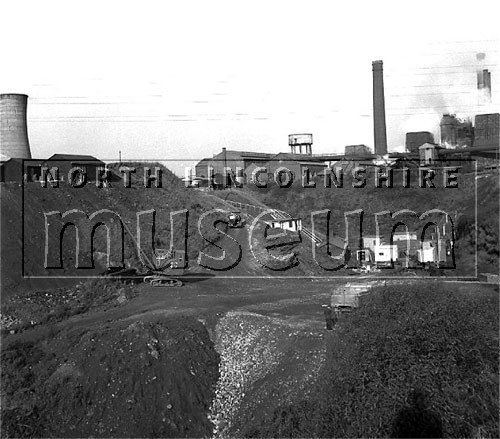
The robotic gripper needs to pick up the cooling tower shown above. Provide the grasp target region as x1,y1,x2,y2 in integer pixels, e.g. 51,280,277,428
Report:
372,60,388,156
0,93,32,159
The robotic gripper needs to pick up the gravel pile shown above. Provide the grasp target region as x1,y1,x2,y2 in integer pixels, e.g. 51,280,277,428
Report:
0,312,21,330
209,311,326,437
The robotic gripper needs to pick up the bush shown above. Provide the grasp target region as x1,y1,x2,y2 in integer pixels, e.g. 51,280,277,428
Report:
254,282,499,438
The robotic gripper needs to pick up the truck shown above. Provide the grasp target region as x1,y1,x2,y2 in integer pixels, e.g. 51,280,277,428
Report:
330,280,385,315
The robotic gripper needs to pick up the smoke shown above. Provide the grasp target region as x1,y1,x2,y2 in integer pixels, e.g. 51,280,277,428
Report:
391,51,498,150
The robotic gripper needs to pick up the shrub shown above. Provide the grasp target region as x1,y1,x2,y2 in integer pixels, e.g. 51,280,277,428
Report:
254,282,499,438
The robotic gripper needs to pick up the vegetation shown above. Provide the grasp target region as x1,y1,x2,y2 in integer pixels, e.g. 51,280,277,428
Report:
243,282,499,438
246,170,499,274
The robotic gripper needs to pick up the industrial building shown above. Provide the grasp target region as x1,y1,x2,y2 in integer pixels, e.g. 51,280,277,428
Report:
265,152,326,184
192,57,497,188
194,148,273,182
473,113,499,149
440,114,474,148
3,54,498,188
43,154,106,183
345,144,372,156
405,132,435,154
194,135,327,188
0,93,109,183
0,153,105,183
263,218,302,233
0,158,26,182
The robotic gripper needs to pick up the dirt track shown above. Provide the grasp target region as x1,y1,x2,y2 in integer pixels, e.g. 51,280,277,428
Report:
2,262,334,438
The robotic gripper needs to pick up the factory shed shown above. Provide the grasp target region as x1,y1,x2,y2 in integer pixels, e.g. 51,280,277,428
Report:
392,231,418,240
417,239,448,265
474,113,500,148
345,144,371,156
374,244,398,265
264,217,303,233
0,158,24,182
419,143,442,165
266,152,327,184
0,158,47,182
361,235,398,266
194,158,213,179
46,154,105,182
245,162,271,185
194,148,273,186
406,132,434,153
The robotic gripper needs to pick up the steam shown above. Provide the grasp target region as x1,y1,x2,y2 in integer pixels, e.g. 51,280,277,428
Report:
391,51,497,151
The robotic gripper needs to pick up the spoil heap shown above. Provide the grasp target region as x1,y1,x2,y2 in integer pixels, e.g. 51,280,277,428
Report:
1,316,219,437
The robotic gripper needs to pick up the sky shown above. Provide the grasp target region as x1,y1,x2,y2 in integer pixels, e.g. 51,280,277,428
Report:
1,0,499,175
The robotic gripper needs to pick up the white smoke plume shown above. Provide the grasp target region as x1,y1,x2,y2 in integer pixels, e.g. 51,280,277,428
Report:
389,51,498,151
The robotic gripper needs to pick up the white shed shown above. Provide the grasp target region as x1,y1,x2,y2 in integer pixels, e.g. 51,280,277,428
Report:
374,244,398,264
264,218,302,232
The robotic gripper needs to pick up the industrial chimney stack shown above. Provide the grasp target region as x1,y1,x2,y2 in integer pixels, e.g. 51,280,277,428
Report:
0,93,32,159
372,60,388,156
476,53,492,103
482,69,491,99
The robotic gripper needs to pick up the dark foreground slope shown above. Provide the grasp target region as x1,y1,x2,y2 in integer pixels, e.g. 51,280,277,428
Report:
0,163,227,299
1,316,219,438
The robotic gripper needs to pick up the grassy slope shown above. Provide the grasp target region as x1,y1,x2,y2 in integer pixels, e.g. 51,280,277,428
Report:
250,282,499,438
245,169,499,275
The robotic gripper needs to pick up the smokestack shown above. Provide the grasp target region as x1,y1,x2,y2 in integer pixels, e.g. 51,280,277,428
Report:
483,69,491,98
477,70,484,89
372,60,388,155
476,54,492,104
0,94,32,159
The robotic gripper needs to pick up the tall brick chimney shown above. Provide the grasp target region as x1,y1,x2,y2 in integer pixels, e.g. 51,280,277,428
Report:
372,60,388,155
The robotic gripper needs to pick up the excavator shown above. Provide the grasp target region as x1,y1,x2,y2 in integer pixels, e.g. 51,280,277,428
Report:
102,248,186,287
100,211,187,287
142,248,186,287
